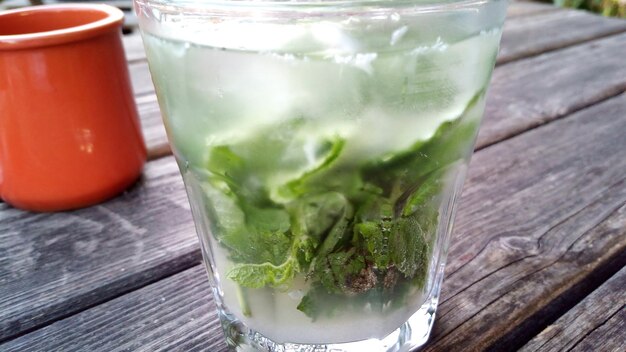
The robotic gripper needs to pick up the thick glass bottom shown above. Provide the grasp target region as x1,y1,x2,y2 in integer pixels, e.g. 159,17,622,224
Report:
218,295,438,352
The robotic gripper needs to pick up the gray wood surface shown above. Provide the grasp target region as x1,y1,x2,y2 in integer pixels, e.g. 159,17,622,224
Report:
1,266,226,352
479,33,626,149
424,94,626,351
569,310,625,352
3,92,624,352
129,62,154,97
123,33,146,63
499,9,626,64
0,158,199,342
505,1,561,18
520,266,626,352
135,94,171,160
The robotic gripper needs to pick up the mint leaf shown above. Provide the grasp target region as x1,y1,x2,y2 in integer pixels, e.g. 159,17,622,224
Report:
200,181,249,257
276,136,365,202
362,91,483,195
355,221,391,269
390,205,438,288
399,167,445,217
279,137,346,198
296,290,320,319
225,193,355,289
228,257,297,289
240,205,291,264
296,286,354,320
353,195,394,269
390,217,427,279
288,192,350,242
315,194,354,258
297,280,412,320
287,192,353,270
201,177,292,265
311,249,367,295
242,203,290,233
203,90,486,319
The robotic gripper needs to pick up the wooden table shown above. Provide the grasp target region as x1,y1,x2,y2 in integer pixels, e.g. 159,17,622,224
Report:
1,2,625,351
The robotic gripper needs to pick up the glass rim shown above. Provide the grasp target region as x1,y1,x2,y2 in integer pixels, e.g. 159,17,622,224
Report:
133,0,497,16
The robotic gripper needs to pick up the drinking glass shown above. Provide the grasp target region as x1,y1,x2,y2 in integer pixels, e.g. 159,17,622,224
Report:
134,0,508,350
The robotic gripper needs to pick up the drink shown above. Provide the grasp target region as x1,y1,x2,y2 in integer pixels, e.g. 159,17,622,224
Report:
136,0,507,350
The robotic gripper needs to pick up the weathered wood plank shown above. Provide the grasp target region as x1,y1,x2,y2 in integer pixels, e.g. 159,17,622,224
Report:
122,32,146,63
569,309,626,352
0,266,227,352
129,61,154,97
0,158,199,342
499,9,626,64
135,94,171,160
3,93,625,351
479,33,626,149
422,94,626,351
520,266,626,352
506,1,561,18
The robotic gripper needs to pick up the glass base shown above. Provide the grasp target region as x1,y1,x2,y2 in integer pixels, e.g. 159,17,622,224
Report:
218,296,438,352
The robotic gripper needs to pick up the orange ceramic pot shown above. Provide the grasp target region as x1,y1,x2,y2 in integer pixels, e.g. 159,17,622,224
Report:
0,4,146,212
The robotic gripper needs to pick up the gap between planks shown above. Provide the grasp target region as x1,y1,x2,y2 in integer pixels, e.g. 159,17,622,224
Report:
519,266,626,352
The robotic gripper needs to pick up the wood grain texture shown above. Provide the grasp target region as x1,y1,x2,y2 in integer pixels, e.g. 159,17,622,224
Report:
479,33,626,149
499,9,626,64
3,94,625,352
0,267,227,352
520,267,626,352
569,309,625,352
423,94,626,351
0,158,200,342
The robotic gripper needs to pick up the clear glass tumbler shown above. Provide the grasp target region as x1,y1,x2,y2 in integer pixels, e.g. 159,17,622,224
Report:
134,0,508,350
